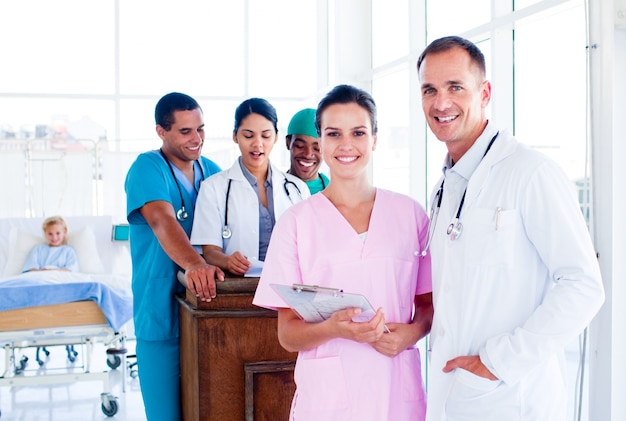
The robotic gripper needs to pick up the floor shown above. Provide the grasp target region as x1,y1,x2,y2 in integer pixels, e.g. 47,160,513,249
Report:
0,340,146,421
0,334,590,421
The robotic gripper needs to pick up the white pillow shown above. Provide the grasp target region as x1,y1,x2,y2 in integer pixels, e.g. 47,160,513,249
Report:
3,226,105,277
67,226,105,274
3,229,43,277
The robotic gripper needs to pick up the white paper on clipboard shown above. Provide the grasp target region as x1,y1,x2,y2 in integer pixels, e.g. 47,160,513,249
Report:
270,283,377,323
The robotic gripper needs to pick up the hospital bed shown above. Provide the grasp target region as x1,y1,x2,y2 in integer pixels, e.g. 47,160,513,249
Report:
0,216,133,417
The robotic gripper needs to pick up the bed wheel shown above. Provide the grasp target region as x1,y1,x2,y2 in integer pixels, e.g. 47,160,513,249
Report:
14,355,28,374
105,347,127,370
125,353,139,378
100,393,119,417
66,345,78,363
36,347,50,366
106,355,122,370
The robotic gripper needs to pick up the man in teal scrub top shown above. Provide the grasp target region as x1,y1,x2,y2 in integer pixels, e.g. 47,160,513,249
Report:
285,108,329,194
125,92,224,421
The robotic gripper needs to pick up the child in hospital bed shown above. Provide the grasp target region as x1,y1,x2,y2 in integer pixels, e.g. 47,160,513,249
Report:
22,215,79,273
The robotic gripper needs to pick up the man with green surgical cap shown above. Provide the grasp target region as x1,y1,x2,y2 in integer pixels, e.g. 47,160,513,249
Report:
285,108,329,194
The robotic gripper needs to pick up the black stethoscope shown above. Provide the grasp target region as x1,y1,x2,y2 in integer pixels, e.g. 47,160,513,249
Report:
222,176,303,239
420,132,499,256
287,172,326,190
160,149,206,222
318,174,327,190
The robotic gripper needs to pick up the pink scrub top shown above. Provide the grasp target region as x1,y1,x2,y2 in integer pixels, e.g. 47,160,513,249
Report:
253,188,431,421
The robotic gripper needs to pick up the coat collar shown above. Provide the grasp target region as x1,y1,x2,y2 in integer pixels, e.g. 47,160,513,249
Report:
464,126,517,208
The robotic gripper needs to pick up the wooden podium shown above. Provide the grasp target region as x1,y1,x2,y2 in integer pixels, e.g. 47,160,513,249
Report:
178,276,297,421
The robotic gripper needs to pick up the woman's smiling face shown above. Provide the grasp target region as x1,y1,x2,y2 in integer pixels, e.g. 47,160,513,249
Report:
319,102,377,180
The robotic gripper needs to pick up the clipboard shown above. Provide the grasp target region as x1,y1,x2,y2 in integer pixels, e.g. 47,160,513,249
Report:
270,283,378,324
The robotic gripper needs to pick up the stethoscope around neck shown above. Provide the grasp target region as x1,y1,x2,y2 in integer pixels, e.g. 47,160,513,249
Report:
420,131,499,256
159,149,205,222
221,176,303,239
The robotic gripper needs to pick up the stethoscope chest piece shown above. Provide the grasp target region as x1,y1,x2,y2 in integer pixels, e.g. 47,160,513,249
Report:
222,226,232,239
159,149,205,224
447,220,463,240
177,207,189,221
421,132,499,251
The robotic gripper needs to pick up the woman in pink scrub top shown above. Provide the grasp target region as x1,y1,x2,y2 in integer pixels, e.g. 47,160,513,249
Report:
253,84,433,421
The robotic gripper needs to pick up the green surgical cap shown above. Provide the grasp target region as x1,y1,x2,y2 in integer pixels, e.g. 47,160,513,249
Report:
287,108,318,138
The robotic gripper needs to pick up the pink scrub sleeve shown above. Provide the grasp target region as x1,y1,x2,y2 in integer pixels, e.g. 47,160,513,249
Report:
252,205,301,310
413,198,432,296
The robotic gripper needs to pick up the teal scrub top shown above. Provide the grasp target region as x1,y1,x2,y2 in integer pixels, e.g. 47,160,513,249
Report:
125,150,220,341
304,173,329,195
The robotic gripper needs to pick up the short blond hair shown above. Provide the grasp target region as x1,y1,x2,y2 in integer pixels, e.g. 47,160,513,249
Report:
42,216,69,245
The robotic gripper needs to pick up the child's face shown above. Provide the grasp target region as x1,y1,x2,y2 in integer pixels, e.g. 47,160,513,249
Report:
44,223,66,247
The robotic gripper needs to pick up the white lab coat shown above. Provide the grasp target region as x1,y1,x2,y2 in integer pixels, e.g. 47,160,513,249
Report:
426,125,604,421
190,159,309,260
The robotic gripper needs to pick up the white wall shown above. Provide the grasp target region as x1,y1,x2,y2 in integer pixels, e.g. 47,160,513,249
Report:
588,0,626,419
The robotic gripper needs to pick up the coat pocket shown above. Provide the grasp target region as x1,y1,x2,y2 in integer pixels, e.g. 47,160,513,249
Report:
399,348,423,402
445,369,514,420
464,207,520,268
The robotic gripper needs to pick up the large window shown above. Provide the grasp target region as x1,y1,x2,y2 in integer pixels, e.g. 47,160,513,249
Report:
0,1,116,94
0,0,320,220
119,1,246,97
514,2,589,182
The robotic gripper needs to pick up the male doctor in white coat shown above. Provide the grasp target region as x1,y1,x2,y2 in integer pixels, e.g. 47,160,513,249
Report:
417,36,605,420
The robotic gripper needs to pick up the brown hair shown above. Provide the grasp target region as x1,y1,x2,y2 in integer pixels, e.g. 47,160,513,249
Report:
315,84,378,136
417,35,486,80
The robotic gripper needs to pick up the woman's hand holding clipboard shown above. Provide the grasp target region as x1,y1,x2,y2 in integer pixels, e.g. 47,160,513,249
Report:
270,283,390,332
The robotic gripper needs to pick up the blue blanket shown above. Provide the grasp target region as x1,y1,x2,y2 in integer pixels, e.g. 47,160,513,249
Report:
0,278,133,332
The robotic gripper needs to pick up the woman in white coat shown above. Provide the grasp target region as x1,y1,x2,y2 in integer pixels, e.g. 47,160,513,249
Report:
191,98,309,275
